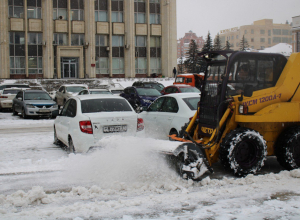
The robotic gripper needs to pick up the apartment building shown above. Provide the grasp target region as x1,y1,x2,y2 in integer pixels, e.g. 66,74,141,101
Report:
0,0,177,79
292,15,300,52
218,19,292,51
177,31,204,58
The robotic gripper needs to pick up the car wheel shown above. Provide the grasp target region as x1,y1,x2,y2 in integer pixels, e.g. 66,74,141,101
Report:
22,108,28,119
12,105,18,116
68,137,76,154
274,126,300,170
219,127,267,177
169,129,178,141
53,127,62,146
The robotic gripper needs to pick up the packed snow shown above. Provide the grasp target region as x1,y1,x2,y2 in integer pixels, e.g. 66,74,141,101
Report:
0,78,300,219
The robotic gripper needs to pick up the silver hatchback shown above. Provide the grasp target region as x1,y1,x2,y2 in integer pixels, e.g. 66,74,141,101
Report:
12,90,59,119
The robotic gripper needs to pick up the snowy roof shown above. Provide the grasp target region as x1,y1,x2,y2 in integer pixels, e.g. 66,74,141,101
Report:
259,43,292,56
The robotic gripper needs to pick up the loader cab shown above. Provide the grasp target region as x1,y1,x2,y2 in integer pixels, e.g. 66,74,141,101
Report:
198,51,287,137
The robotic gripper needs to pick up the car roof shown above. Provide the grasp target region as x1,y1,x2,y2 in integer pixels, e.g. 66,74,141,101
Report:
76,94,126,101
87,88,109,91
163,93,201,98
0,83,29,86
166,84,194,88
3,87,28,90
23,90,47,93
61,84,88,87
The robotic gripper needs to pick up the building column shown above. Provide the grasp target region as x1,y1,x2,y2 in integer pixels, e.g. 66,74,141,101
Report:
42,0,54,78
0,1,10,78
124,0,135,78
161,0,177,77
84,0,96,78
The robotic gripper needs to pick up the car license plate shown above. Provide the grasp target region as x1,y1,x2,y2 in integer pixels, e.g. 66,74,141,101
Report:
39,109,51,113
103,125,127,133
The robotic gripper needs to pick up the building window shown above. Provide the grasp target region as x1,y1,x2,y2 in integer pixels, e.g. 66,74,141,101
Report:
282,29,289,35
71,0,84,21
150,0,160,24
53,33,68,45
53,0,67,20
273,29,281,35
273,37,281,43
244,30,247,34
231,36,233,40
134,0,146,23
28,33,43,75
95,0,108,22
96,35,109,74
281,37,291,43
111,0,123,23
251,38,254,42
135,36,147,74
260,30,265,34
9,0,24,18
71,34,85,45
27,0,41,19
236,35,239,39
260,38,265,43
112,35,124,74
268,30,271,36
251,29,254,34
150,37,161,74
268,38,271,44
9,32,25,74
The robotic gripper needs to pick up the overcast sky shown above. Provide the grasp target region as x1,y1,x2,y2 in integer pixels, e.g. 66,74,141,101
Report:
176,0,300,39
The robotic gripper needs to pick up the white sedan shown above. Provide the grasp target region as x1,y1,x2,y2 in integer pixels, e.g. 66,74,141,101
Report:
139,93,200,140
54,95,144,153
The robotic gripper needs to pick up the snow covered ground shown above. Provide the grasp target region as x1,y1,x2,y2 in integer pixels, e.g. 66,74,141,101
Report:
1,79,300,219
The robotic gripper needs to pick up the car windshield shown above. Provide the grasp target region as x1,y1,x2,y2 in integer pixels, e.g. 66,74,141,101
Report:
175,77,185,83
66,86,86,93
3,90,20,94
24,92,52,100
145,83,164,91
81,98,132,113
90,91,112,94
180,87,200,93
136,88,161,96
183,97,200,110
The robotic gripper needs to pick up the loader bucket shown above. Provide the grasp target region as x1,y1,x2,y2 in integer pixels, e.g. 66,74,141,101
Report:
168,143,212,180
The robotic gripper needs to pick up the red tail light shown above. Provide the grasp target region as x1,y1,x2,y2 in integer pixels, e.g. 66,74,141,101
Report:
137,118,144,131
79,121,93,134
0,96,8,98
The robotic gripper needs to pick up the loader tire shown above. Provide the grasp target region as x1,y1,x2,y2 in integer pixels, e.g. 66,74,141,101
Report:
178,122,189,139
219,127,267,177
274,126,300,170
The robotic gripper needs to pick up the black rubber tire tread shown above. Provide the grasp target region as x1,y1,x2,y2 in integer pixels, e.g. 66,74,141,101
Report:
22,108,28,119
219,127,267,177
68,137,76,154
274,126,300,170
12,105,18,115
178,122,190,139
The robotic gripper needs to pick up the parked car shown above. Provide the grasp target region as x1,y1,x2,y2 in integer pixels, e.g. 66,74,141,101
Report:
108,83,124,95
132,81,165,92
160,84,200,95
53,95,145,153
55,84,88,107
78,89,113,95
120,87,161,110
0,88,29,111
174,73,204,89
0,83,30,95
139,93,200,140
12,90,59,119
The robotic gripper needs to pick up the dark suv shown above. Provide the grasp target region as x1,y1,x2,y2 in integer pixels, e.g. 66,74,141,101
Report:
120,86,161,110
132,81,165,92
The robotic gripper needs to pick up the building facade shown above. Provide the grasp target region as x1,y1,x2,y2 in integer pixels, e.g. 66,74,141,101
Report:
0,0,177,79
292,16,300,53
218,19,292,51
177,31,204,59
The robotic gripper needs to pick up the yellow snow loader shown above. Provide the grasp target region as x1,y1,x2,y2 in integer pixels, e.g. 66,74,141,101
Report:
168,51,300,179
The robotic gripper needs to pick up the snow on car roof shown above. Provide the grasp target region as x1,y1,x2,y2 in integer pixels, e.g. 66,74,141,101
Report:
164,92,201,98
62,84,88,87
76,94,125,101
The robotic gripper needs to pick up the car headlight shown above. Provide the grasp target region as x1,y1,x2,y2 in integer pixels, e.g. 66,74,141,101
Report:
142,99,152,104
26,104,35,108
52,104,58,109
